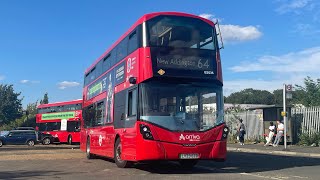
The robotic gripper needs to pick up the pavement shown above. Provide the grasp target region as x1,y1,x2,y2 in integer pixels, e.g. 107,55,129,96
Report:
1,147,320,180
228,143,320,158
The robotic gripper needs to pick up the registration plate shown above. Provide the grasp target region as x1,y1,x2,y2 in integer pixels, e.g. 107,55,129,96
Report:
179,153,200,159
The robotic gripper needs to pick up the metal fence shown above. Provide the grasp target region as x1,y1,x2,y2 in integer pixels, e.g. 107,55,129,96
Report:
225,106,320,141
225,110,264,140
292,107,320,135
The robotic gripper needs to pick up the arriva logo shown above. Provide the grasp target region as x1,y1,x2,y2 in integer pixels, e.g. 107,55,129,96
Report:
179,134,201,141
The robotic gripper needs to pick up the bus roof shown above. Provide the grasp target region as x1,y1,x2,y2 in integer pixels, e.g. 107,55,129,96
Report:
37,99,83,108
84,12,215,74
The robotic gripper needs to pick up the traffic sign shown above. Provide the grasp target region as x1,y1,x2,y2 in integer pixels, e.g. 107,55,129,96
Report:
281,111,287,117
286,84,292,92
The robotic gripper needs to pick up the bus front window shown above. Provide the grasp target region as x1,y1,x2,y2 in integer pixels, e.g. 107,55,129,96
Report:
147,15,216,50
139,82,224,132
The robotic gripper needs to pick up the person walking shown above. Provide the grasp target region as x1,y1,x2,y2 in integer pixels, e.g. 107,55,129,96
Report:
264,122,276,146
238,119,246,145
273,120,284,147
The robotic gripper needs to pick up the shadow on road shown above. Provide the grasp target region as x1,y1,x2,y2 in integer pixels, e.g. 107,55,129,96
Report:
0,170,73,180
0,145,80,151
134,152,320,174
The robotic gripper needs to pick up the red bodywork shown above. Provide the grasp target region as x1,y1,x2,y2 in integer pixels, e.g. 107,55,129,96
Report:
36,99,82,143
81,12,226,162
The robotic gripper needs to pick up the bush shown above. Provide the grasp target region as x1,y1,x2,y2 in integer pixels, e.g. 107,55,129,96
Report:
298,132,320,146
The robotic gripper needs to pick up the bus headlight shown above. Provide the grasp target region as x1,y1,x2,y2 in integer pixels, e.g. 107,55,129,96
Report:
140,124,154,140
222,126,229,140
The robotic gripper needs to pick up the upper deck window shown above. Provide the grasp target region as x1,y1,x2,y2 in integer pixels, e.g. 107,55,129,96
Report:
147,15,216,50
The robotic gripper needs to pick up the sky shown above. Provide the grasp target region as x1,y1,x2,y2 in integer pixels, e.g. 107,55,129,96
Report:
0,0,320,107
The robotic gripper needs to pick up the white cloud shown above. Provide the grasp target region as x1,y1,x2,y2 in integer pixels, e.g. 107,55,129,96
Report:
199,13,222,23
226,47,320,95
57,81,80,90
199,13,262,43
276,0,313,14
230,47,320,73
20,80,40,84
220,25,262,42
20,80,30,84
0,75,5,81
294,23,320,35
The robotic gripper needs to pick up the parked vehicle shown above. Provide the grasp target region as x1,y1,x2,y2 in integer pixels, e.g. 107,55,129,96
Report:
13,127,35,130
37,132,54,145
0,130,37,147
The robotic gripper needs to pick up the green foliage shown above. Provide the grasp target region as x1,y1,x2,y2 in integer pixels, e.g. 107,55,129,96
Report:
225,88,274,105
26,101,38,116
295,76,320,107
40,92,49,104
0,84,23,125
298,132,320,146
0,114,35,131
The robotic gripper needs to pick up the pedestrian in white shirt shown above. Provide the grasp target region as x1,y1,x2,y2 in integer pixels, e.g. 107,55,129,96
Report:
273,121,284,147
264,122,275,146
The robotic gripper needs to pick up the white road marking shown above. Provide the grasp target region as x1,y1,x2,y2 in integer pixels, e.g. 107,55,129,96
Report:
291,176,308,179
240,172,283,180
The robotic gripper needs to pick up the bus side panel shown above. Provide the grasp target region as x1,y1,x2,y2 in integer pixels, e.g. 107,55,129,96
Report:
80,129,87,151
139,47,153,83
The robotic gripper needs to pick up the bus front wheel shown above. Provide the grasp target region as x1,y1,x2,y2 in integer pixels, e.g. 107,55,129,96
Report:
114,138,132,168
86,137,95,159
68,135,73,145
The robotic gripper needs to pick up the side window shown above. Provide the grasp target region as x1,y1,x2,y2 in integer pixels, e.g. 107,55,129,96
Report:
84,105,95,128
95,101,105,126
128,89,137,117
85,73,90,86
103,54,111,72
116,39,128,62
128,30,138,54
75,103,82,110
67,121,80,132
96,60,103,78
56,106,64,112
114,90,126,128
89,67,96,84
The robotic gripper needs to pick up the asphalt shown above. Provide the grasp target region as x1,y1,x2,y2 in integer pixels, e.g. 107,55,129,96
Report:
1,149,320,180
228,143,320,158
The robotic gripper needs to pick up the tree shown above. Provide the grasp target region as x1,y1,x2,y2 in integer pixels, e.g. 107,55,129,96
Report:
40,92,49,104
26,101,38,116
0,84,23,124
295,76,320,107
225,88,274,105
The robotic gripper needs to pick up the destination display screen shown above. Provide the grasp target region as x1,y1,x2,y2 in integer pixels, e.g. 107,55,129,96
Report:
151,47,217,78
156,55,214,71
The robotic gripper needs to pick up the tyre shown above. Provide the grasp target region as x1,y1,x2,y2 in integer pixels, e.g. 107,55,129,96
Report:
179,160,198,169
68,135,72,145
114,138,132,168
42,138,51,145
86,137,95,159
0,140,3,147
27,140,35,146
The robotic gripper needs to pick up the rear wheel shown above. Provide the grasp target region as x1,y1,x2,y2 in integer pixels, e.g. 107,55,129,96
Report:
179,160,198,169
27,140,35,146
68,135,73,145
0,140,3,147
86,137,95,159
114,138,132,168
42,138,51,145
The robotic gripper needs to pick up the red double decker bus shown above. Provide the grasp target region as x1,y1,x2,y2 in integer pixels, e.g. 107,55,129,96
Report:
36,99,82,144
80,12,228,168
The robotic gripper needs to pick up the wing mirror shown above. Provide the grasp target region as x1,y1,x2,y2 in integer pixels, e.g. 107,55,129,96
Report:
129,77,137,84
